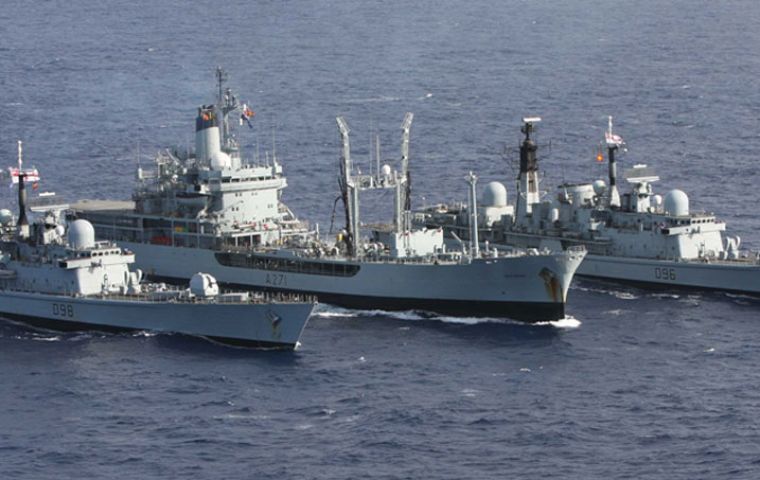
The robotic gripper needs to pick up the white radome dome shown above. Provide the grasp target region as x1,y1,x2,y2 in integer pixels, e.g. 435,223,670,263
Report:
209,151,232,170
653,194,663,206
67,219,96,250
381,164,392,177
592,179,607,196
664,189,689,216
482,181,507,207
0,209,13,226
190,272,219,297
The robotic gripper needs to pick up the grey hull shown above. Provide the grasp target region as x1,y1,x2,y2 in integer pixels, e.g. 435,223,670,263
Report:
0,291,314,348
576,254,760,294
120,242,584,322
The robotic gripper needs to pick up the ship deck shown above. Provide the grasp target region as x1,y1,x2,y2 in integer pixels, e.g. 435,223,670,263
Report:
71,199,136,212
0,287,316,305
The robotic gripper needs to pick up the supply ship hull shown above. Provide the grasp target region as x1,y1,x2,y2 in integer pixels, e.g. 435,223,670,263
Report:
0,289,314,348
111,240,584,322
70,71,586,324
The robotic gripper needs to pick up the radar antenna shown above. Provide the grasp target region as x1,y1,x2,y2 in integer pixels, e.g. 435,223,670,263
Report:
521,116,541,141
214,67,241,151
502,117,551,178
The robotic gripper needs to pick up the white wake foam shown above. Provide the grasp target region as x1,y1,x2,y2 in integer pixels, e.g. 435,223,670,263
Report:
313,310,360,319
535,315,582,329
574,284,641,300
315,305,578,327
132,330,158,338
30,335,62,342
314,305,512,325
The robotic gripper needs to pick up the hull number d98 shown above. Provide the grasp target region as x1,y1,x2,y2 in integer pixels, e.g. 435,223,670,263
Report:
654,267,676,281
53,303,74,318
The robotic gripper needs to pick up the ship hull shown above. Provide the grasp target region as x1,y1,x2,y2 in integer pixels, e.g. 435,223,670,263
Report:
117,242,583,322
576,254,760,294
0,290,313,348
484,233,760,295
149,275,565,321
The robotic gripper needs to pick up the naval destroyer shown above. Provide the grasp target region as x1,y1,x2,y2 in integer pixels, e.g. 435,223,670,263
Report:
414,116,760,294
0,144,314,348
71,69,586,321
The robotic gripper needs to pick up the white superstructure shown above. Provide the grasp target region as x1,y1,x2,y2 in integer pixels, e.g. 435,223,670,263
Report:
415,117,760,294
0,154,314,348
71,69,586,322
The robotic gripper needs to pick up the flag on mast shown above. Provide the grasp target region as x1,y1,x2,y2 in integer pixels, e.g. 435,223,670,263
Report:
605,116,624,147
8,140,40,187
240,103,255,129
8,167,40,185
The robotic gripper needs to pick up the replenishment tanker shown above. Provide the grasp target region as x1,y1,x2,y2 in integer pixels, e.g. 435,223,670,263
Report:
0,143,314,349
414,117,760,294
72,69,585,321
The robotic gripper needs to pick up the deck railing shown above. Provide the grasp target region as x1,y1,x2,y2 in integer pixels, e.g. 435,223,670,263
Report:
0,287,316,305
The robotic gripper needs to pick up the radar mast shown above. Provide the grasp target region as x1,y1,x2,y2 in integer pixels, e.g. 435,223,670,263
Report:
604,116,625,209
515,116,541,226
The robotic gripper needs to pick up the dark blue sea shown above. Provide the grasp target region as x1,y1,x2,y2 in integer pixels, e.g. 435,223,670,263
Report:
2,0,760,478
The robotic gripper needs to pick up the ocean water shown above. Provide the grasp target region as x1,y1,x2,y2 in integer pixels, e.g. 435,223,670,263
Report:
2,0,760,478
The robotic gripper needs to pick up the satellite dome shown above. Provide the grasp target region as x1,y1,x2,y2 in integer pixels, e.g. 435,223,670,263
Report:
664,189,689,216
381,164,392,177
592,180,607,196
190,272,219,297
209,151,232,170
0,209,13,226
653,194,663,206
67,219,96,250
482,181,507,207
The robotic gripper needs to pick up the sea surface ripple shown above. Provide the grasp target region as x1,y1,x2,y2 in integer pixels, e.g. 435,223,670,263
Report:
2,1,760,478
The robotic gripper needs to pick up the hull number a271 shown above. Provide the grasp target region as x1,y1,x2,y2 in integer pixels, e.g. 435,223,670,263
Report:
266,273,287,287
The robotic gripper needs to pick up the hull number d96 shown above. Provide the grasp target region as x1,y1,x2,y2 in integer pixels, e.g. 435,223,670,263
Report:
654,267,676,281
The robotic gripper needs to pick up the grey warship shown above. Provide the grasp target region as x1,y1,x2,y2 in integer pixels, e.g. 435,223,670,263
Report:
414,117,760,294
0,143,314,349
72,69,586,321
